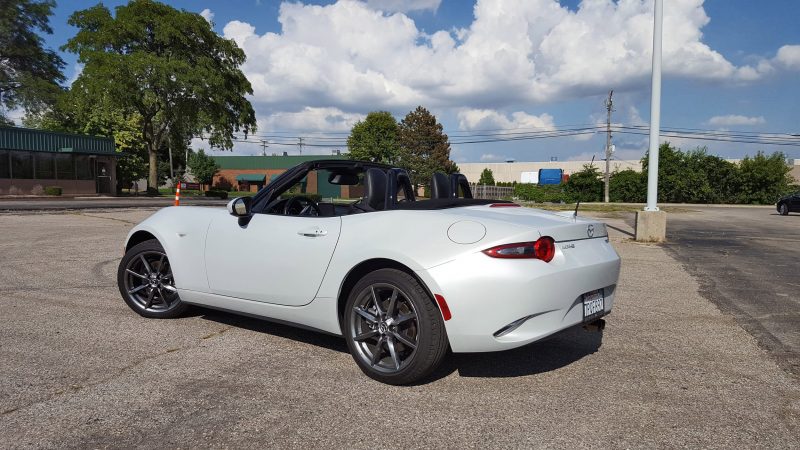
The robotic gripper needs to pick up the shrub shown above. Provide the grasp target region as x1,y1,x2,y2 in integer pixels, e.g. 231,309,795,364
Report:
8,186,20,195
44,186,63,196
205,190,229,199
31,185,44,195
214,176,233,191
514,183,572,203
609,169,647,202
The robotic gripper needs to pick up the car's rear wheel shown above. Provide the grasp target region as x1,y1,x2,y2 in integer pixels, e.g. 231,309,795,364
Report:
117,239,188,319
344,269,448,385
779,203,789,215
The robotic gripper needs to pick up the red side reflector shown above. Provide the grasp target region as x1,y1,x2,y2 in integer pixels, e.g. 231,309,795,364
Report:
434,294,452,321
490,203,520,207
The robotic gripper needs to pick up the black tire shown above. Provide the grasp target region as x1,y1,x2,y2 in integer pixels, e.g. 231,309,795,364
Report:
117,239,188,319
779,203,789,216
343,268,449,385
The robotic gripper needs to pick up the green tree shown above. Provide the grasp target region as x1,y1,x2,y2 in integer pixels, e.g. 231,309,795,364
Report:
63,0,256,189
398,106,457,187
187,149,219,190
565,164,603,202
346,111,400,164
0,0,65,124
478,168,495,185
737,151,793,204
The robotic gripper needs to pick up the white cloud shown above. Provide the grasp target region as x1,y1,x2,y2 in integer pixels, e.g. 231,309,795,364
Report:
260,106,363,131
707,115,766,126
363,0,441,13
457,109,555,131
774,45,800,70
200,8,214,23
223,0,775,117
480,153,510,162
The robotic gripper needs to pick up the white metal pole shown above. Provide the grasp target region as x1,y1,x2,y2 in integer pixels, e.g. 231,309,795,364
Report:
645,0,663,211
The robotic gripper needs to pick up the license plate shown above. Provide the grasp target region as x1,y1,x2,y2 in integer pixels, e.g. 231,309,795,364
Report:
583,290,605,321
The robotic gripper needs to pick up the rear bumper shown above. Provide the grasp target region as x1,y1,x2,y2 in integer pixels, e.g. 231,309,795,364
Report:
420,237,621,353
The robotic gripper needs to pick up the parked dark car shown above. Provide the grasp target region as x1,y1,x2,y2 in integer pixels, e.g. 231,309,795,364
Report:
777,192,800,215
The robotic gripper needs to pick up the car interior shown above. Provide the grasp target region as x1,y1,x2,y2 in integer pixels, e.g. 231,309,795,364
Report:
255,162,489,217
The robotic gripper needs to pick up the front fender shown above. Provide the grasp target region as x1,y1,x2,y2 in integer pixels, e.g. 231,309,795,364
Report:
124,207,218,292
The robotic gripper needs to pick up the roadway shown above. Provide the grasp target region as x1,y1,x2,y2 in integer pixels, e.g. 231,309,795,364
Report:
0,196,228,211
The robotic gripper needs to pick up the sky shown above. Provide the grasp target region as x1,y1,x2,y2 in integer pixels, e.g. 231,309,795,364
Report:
40,0,800,163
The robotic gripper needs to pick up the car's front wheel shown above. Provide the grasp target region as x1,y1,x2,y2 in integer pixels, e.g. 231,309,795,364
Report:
779,203,789,215
344,269,448,385
117,239,188,319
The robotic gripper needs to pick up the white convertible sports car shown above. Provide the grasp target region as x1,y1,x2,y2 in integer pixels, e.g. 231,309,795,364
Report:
118,159,620,384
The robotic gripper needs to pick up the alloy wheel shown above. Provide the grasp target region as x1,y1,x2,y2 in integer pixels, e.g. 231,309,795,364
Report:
123,250,179,311
349,283,419,373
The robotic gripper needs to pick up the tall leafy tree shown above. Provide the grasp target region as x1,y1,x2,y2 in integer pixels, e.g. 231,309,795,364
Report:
346,111,400,164
62,0,256,189
398,106,457,187
0,0,65,124
187,149,219,190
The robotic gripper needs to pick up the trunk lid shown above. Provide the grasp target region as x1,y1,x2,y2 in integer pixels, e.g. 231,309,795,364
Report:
444,205,608,242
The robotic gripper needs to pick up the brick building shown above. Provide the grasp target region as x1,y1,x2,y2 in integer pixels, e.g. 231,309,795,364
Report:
211,154,349,197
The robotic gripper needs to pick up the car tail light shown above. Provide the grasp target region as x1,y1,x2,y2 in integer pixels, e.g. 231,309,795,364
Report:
482,236,556,262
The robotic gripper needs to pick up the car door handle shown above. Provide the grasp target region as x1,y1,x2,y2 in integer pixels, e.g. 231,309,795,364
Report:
297,227,327,237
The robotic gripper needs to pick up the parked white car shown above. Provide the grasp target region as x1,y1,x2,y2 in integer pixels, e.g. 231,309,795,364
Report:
117,160,621,384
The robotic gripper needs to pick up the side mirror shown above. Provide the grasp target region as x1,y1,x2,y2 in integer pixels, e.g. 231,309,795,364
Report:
227,196,252,217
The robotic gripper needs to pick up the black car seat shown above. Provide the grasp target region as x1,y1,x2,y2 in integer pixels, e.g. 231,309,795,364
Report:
430,172,452,199
351,168,387,213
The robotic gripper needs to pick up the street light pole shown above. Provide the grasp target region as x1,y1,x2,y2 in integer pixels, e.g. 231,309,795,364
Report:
645,0,663,211
635,0,667,242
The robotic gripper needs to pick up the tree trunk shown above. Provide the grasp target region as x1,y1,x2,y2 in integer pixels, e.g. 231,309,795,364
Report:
148,144,158,191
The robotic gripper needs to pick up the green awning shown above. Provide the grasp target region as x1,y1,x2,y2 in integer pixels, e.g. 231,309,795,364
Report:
236,174,266,182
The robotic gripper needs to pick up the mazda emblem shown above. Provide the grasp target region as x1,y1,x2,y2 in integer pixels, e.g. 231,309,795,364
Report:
587,224,595,238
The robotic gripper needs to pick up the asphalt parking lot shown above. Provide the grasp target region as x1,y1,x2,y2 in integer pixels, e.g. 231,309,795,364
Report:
665,207,800,376
1,207,799,448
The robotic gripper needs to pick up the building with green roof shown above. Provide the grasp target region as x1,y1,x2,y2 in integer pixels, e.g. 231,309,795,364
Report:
211,154,346,195
0,126,118,196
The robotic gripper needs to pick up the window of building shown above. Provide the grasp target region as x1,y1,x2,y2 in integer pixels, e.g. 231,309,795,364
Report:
0,150,9,179
11,151,33,179
76,155,93,180
35,153,55,179
55,154,74,180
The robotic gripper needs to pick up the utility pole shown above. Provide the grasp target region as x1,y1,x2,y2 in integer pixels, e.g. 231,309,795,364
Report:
604,89,613,203
297,137,304,155
260,140,269,156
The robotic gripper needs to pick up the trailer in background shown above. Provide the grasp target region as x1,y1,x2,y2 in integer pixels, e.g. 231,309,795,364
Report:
538,168,563,185
520,171,538,184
